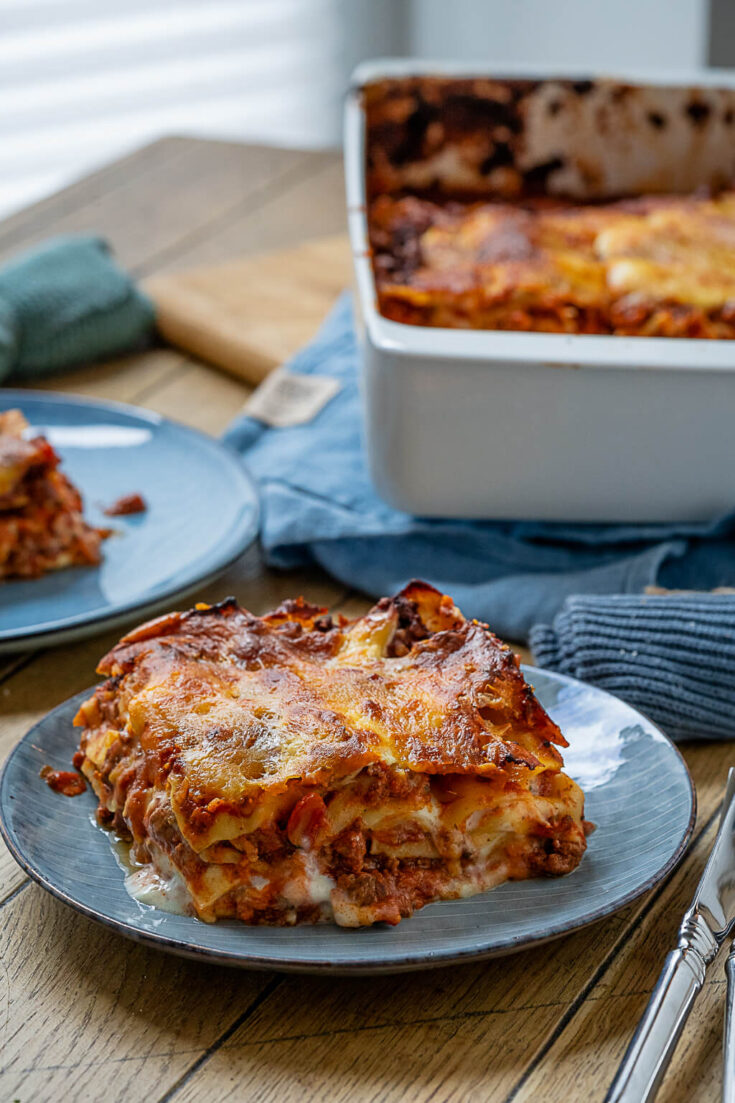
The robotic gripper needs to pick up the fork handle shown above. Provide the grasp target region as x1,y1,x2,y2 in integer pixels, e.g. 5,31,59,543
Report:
723,949,735,1103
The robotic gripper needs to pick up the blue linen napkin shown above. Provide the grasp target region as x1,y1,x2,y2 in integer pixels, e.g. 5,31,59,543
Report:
224,293,735,643
531,593,735,740
0,235,154,379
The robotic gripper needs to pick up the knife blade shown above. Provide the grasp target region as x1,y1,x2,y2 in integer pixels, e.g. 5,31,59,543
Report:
606,767,735,1103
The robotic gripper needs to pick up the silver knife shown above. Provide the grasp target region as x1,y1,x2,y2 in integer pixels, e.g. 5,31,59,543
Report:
606,768,735,1103
722,772,735,1103
724,938,735,1102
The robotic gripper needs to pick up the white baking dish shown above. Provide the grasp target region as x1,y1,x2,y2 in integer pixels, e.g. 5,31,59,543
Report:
345,60,735,522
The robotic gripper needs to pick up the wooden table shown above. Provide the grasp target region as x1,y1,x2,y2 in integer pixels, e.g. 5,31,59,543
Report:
0,137,731,1103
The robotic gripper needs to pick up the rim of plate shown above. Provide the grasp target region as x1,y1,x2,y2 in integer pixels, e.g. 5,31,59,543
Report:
0,670,696,974
0,390,260,644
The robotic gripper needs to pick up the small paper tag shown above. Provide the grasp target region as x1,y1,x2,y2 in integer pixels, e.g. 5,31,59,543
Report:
242,369,341,428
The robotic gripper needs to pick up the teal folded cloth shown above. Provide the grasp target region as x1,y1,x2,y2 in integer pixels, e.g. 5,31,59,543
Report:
0,235,155,380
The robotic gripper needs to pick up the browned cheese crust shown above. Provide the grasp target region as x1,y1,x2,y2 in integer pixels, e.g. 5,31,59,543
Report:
74,582,591,927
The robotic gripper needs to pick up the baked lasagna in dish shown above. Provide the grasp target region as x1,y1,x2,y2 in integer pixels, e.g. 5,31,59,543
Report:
0,409,106,580
370,192,735,336
74,582,591,927
366,76,735,337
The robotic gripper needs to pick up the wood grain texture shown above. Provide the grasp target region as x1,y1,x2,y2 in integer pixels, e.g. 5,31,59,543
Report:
30,347,190,404
0,139,328,276
0,886,273,1103
0,136,728,1103
152,155,346,271
0,138,185,262
145,235,351,384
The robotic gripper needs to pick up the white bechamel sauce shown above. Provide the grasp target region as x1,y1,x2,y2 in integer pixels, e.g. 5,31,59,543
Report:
98,810,336,919
303,865,336,907
282,852,336,909
125,861,192,916
102,823,193,917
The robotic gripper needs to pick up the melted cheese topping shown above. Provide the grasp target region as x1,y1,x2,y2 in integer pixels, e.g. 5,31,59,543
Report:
92,583,564,854
597,196,735,308
371,192,735,333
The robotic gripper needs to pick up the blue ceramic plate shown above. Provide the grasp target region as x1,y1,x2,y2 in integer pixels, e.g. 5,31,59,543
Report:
0,391,259,651
0,668,694,974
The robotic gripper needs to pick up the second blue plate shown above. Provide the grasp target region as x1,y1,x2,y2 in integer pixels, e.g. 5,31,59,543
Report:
0,390,259,651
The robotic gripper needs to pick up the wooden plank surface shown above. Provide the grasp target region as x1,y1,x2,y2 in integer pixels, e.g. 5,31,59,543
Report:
0,136,730,1103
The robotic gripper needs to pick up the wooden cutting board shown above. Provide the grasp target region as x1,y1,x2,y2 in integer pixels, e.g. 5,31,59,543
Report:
144,234,353,386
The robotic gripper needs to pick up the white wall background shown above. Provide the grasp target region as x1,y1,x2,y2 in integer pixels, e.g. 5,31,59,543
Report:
0,0,715,220
408,0,708,70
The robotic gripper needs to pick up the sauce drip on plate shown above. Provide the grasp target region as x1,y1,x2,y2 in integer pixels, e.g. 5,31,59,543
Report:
40,765,86,797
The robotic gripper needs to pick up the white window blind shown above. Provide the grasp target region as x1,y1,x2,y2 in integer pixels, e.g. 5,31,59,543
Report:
0,0,357,218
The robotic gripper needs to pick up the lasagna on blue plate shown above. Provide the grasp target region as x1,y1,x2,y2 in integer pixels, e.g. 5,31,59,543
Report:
75,582,591,927
0,410,106,580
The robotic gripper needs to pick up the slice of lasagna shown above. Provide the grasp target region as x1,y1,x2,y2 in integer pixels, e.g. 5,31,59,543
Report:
0,409,106,580
74,582,591,927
